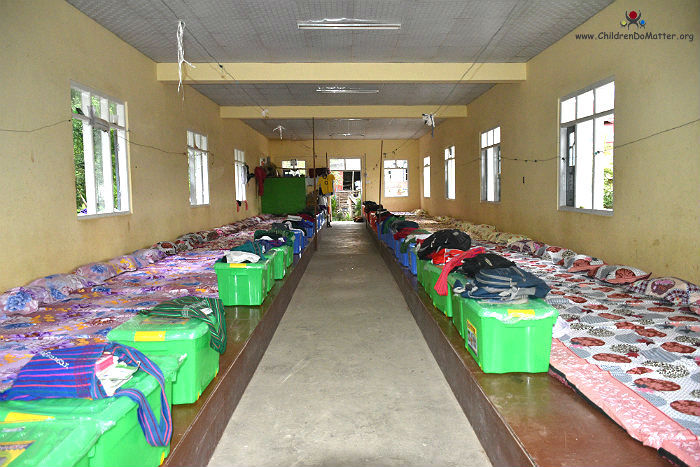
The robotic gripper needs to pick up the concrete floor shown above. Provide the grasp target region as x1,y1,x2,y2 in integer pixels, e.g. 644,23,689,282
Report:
208,222,491,467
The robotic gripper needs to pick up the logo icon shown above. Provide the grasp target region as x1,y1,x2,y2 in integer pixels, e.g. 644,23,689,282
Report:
620,10,646,29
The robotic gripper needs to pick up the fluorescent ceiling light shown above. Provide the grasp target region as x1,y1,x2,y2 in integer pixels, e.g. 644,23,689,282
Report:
330,133,365,137
298,18,400,30
316,86,379,94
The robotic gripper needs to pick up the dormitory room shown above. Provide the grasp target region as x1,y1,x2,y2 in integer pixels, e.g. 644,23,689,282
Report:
0,0,698,466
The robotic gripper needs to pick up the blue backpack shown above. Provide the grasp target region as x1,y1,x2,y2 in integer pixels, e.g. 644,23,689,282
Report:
463,266,550,300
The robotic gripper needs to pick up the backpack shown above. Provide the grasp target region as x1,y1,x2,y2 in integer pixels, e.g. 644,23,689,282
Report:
455,253,515,277
417,229,471,260
463,266,550,300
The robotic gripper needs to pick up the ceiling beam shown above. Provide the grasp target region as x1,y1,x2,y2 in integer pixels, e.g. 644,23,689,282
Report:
158,62,526,83
220,105,467,119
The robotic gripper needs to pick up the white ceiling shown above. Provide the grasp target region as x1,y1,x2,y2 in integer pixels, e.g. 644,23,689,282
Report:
244,117,441,142
65,0,614,140
191,82,494,106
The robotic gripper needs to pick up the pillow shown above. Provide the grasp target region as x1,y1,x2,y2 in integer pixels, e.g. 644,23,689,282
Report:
26,273,93,301
28,273,93,294
556,249,577,266
178,233,204,246
496,233,528,245
508,240,529,252
626,277,700,308
107,255,139,273
593,265,651,284
532,243,549,257
484,230,501,242
542,246,571,264
197,230,219,241
509,240,543,255
0,287,41,314
566,255,605,273
153,241,177,256
174,239,193,251
132,248,166,265
74,262,121,285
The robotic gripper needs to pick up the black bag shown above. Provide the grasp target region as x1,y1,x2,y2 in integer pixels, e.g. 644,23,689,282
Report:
416,229,471,260
392,220,419,231
455,253,515,277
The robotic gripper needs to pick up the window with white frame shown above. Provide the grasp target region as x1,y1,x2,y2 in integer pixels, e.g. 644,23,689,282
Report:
329,158,362,171
71,85,129,216
444,146,455,199
234,149,247,202
559,80,614,212
423,156,431,198
480,127,501,202
187,130,209,206
384,159,408,197
281,159,306,177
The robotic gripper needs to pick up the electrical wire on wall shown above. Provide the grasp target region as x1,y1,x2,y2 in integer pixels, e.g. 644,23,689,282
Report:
3,113,697,164
440,116,700,171
0,119,187,156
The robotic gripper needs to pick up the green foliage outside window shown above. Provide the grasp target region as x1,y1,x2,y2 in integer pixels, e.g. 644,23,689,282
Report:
73,119,86,213
603,167,613,209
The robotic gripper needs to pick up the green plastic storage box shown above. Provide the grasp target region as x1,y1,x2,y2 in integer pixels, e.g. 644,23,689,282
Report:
214,258,268,306
416,259,429,288
271,245,293,268
263,256,274,292
451,290,466,338
458,298,558,373
0,421,102,467
265,248,286,280
108,315,219,404
0,356,179,467
422,263,465,318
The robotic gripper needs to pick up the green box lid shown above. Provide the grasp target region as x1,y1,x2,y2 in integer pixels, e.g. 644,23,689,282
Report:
469,298,558,322
107,314,210,342
0,421,102,467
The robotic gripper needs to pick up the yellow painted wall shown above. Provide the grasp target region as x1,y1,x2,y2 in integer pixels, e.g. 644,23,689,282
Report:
0,0,268,292
419,0,700,284
268,139,420,212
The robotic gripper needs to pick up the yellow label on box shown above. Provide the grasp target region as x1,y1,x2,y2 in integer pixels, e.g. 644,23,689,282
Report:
507,308,535,318
3,412,54,423
466,320,478,357
229,263,247,268
134,331,166,341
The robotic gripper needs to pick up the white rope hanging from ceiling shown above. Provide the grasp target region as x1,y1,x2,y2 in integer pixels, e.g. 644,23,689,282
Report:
422,113,436,136
177,20,195,97
273,125,285,140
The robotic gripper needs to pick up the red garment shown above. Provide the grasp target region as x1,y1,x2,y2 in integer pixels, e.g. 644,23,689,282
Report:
431,248,471,265
254,166,266,196
393,227,418,240
433,247,486,296
299,213,315,222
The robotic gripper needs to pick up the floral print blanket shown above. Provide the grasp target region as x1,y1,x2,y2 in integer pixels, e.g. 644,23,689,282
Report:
0,216,286,393
480,241,700,466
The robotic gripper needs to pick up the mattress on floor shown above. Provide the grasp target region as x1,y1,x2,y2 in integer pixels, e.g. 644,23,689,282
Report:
0,218,285,394
373,214,700,465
